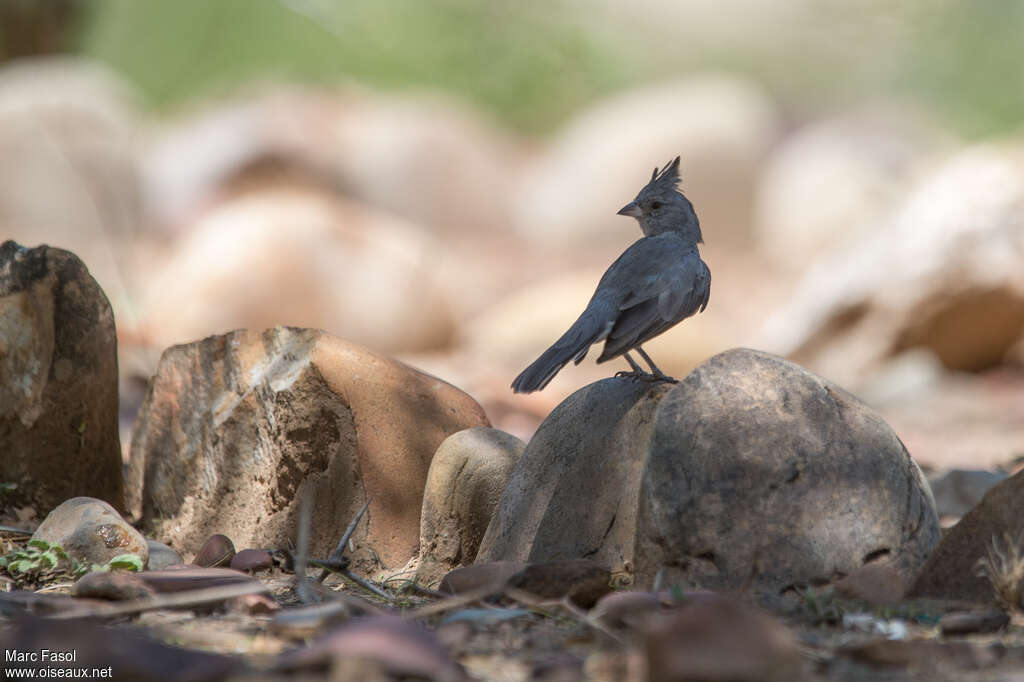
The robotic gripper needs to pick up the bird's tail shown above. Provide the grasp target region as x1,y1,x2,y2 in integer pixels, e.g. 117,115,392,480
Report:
511,306,610,393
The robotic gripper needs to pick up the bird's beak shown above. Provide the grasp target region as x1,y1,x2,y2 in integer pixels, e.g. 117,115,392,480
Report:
617,201,643,218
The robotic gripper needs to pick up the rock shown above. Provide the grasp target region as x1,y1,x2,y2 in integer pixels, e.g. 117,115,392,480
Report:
231,549,274,573
506,559,612,608
192,534,235,568
0,58,143,322
438,561,525,596
909,469,1024,604
132,326,489,569
590,591,665,630
928,469,1008,519
0,242,124,514
643,593,804,682
636,348,939,593
939,610,1010,637
416,427,524,586
758,144,1024,387
514,74,780,247
137,188,456,354
753,108,945,268
833,561,907,605
277,615,466,681
72,571,155,601
145,539,182,571
323,92,524,237
477,378,672,568
31,497,147,568
143,88,523,238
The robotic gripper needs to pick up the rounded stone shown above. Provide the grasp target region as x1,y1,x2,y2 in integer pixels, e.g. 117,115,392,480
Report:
636,348,940,594
32,497,148,568
416,427,524,586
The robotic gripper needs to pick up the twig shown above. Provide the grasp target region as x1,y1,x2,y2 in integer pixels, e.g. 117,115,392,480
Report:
339,569,392,601
404,585,498,619
43,581,269,620
317,499,371,583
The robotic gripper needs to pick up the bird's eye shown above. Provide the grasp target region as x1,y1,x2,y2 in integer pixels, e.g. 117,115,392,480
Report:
650,201,662,210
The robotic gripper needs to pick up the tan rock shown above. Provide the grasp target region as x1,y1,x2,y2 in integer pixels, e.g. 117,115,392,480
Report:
32,497,147,567
137,187,456,354
753,108,946,268
132,327,489,569
142,88,524,238
514,74,780,248
416,427,524,586
0,241,124,514
0,57,143,323
758,144,1024,387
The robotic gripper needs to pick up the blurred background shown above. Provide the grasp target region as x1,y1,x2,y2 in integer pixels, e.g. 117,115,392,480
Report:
2,0,1023,480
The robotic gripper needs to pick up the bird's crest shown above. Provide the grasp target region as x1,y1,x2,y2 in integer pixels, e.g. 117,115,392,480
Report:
644,156,682,195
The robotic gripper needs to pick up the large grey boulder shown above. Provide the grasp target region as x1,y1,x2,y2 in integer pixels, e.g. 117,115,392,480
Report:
481,349,940,594
636,348,940,593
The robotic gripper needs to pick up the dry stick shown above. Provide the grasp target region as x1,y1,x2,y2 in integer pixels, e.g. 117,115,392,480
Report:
404,585,499,620
317,499,371,583
44,581,269,620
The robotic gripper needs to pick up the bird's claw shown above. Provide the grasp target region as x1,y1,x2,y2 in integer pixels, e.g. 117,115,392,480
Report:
614,370,678,384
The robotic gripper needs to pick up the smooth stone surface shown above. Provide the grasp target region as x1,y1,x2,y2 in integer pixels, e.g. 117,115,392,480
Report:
476,377,671,569
416,427,524,586
32,497,147,567
637,348,940,593
145,539,183,571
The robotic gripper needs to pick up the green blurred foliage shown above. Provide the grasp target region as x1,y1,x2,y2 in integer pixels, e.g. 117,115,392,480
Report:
76,0,642,132
67,0,1024,138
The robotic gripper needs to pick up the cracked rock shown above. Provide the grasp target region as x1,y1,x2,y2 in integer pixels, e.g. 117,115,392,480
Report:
130,326,488,570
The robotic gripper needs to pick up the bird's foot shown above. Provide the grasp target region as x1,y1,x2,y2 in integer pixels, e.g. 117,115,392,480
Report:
614,369,678,384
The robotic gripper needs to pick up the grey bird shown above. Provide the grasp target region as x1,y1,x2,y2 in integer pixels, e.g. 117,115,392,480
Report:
511,156,711,393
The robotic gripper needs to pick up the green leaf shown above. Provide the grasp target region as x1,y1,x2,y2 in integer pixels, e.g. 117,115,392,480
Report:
105,554,144,572
40,550,59,568
27,539,51,550
8,559,33,575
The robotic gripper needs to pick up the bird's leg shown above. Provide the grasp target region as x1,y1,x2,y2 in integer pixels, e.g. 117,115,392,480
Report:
636,347,678,384
614,352,646,379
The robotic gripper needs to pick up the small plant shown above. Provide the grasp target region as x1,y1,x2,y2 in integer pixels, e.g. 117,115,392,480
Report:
976,530,1024,611
0,540,144,588
796,586,845,624
0,539,85,585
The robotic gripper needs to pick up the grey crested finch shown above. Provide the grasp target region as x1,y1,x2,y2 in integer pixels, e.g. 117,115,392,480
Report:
512,156,711,393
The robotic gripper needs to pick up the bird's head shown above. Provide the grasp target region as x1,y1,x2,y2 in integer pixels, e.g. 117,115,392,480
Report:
617,156,702,242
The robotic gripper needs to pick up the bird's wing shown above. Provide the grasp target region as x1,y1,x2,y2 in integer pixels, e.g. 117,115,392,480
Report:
595,245,710,361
